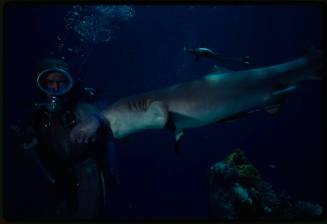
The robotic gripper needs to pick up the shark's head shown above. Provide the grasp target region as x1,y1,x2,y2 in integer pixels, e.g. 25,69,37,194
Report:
103,101,168,139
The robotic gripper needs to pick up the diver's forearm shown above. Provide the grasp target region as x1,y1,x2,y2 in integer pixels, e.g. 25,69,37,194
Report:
20,138,56,184
28,146,56,184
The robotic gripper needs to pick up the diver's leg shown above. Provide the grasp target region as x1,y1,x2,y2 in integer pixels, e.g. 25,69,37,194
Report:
72,159,105,219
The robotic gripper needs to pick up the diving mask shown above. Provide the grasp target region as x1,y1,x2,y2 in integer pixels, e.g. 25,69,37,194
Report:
36,68,74,96
36,68,74,112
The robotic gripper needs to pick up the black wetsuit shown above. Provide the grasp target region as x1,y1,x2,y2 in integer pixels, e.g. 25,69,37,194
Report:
26,88,111,219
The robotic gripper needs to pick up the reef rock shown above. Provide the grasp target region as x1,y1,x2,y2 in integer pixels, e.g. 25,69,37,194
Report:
209,149,324,220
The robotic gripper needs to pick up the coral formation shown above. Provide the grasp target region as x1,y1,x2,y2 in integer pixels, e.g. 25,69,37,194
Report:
209,149,324,220
224,149,261,186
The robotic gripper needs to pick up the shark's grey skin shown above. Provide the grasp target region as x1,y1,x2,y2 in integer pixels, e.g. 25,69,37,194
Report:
101,52,322,140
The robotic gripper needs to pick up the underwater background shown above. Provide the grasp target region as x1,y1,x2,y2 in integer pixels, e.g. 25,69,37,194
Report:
4,4,324,219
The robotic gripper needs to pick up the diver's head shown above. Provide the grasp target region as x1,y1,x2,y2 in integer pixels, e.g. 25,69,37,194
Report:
37,68,73,97
35,58,75,112
36,58,74,96
44,72,69,93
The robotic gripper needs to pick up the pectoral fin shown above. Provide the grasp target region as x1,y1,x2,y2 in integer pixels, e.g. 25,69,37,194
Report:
163,113,184,155
272,85,297,97
265,84,297,115
265,104,281,115
175,129,184,142
175,129,184,156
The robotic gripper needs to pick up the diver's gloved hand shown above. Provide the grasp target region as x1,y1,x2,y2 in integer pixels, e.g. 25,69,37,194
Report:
70,114,101,144
10,124,38,150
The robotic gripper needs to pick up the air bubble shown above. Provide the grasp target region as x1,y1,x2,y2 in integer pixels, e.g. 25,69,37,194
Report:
64,5,135,44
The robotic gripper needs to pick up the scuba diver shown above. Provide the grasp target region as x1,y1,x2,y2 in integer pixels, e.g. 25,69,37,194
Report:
10,58,115,219
184,46,252,64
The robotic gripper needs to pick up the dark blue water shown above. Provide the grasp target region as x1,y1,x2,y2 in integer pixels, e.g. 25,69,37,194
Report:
4,4,324,219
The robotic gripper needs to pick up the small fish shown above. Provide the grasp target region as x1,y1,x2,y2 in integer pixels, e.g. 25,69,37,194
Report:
268,164,277,169
184,46,252,64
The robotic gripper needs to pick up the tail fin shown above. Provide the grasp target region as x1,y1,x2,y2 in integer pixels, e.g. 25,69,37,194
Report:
305,47,323,80
304,46,322,57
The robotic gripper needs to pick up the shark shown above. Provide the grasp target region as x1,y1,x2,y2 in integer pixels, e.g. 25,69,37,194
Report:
184,47,252,64
99,50,322,150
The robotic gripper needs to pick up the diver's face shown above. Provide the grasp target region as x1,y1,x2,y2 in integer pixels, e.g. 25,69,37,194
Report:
45,72,68,92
